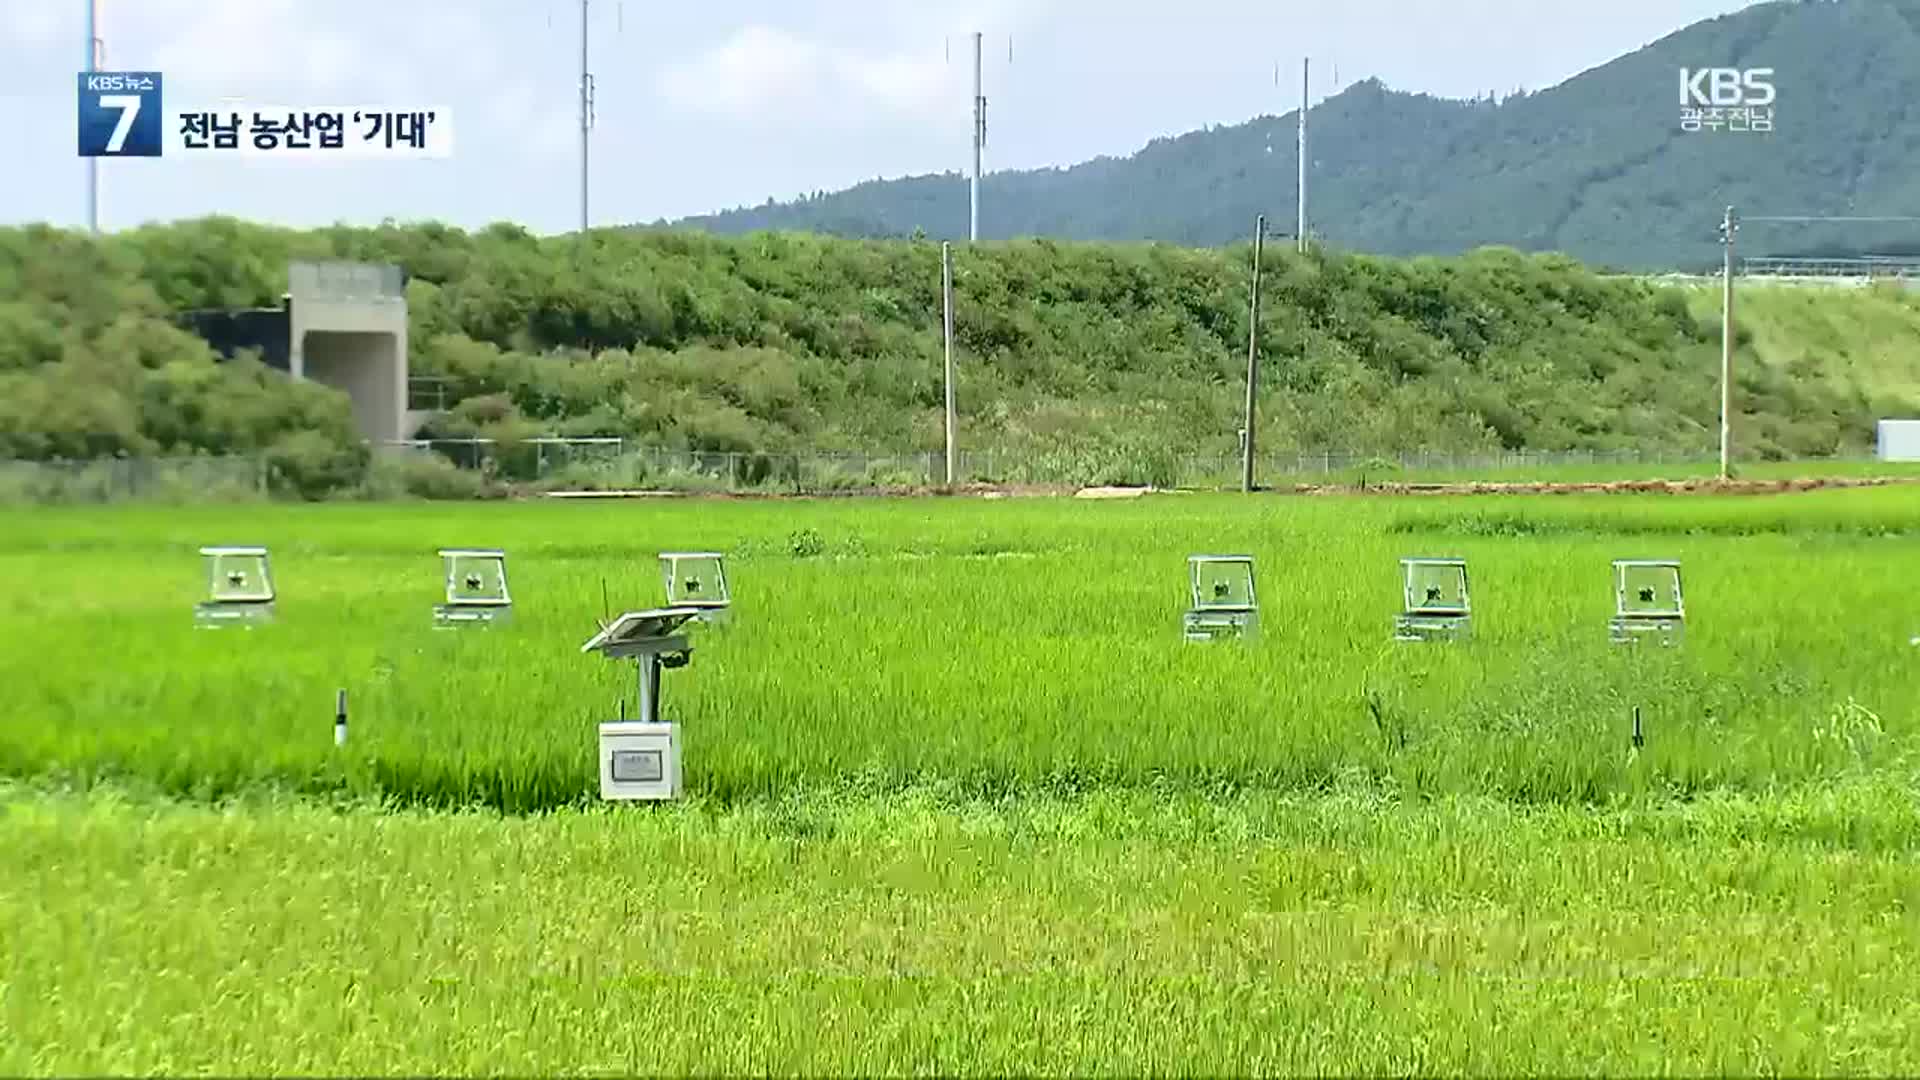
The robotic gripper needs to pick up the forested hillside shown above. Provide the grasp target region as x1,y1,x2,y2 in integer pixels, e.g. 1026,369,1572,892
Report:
5,217,1917,495
675,0,1920,271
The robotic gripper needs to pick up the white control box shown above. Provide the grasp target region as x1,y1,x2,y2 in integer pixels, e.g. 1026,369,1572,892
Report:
598,721,682,801
1877,419,1920,462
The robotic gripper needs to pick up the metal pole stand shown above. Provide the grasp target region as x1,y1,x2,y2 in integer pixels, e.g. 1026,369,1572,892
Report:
583,609,699,801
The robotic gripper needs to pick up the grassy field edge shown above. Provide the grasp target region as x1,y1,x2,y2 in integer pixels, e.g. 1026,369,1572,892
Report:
7,782,1920,1074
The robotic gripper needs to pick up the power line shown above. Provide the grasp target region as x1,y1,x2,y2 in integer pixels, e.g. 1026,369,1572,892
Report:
1743,215,1920,224
1718,206,1736,481
1242,214,1265,494
950,31,1008,243
579,0,594,242
971,31,982,243
86,0,102,234
1297,58,1308,255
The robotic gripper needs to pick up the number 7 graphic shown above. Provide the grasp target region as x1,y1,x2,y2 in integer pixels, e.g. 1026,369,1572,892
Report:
98,94,142,153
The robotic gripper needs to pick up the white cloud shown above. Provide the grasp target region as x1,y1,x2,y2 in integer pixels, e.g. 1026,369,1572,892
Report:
658,24,950,120
296,32,364,90
9,2,63,49
135,0,510,107
145,0,316,83
488,81,576,161
3,0,1765,234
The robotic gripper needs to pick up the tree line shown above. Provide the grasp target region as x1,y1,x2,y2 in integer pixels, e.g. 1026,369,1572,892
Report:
1,217,1908,496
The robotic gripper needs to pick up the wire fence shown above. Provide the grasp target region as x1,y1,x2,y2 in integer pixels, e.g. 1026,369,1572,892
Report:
1742,256,1920,281
10,440,1876,504
379,438,1728,488
0,455,270,503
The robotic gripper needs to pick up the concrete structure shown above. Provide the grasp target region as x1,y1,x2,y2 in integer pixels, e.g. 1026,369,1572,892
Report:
1877,420,1920,462
178,260,417,444
288,262,410,444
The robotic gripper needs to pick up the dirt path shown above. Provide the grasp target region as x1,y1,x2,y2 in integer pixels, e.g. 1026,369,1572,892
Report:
1293,475,1920,497
536,475,1920,501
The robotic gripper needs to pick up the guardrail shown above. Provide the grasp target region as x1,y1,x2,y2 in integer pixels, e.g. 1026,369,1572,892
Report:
1742,256,1920,279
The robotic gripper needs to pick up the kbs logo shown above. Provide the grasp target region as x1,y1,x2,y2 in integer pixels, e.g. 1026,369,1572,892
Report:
77,71,164,156
1678,67,1775,134
1679,67,1775,107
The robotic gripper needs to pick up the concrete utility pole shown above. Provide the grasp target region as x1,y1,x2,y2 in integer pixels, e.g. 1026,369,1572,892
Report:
579,0,593,239
942,241,957,485
1297,58,1309,254
1719,204,1738,480
86,0,102,233
970,31,985,242
1242,215,1266,493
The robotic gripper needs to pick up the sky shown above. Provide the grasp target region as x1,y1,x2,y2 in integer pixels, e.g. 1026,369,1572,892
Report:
2,0,1760,235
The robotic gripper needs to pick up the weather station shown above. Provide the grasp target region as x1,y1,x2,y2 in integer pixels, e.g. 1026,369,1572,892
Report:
1609,560,1684,646
194,546,276,627
433,549,512,627
581,607,702,801
1183,555,1259,642
659,552,731,625
1394,558,1471,642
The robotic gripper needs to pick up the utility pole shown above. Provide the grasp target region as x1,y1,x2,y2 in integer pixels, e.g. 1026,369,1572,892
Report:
86,0,101,233
579,0,593,241
1719,204,1738,480
1242,215,1266,493
970,31,985,242
1297,58,1309,254
942,241,957,485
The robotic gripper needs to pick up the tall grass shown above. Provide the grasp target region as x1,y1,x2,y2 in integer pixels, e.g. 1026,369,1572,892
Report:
3,491,1917,809
6,784,1920,1075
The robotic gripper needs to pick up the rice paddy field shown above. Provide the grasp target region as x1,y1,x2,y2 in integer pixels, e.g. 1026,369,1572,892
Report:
6,489,1920,1074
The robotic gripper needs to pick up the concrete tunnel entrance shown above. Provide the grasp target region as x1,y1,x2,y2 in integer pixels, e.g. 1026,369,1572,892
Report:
287,261,411,445
300,330,403,445
178,260,428,446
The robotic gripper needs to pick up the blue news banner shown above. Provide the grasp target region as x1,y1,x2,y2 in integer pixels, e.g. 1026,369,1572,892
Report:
78,71,452,159
77,71,164,157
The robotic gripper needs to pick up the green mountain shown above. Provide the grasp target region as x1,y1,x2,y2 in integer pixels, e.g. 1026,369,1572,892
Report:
670,0,1920,271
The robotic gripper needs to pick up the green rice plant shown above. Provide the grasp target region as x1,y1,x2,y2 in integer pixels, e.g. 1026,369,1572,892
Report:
5,784,1920,1075
1,490,1916,809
